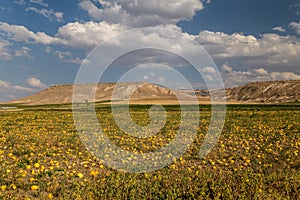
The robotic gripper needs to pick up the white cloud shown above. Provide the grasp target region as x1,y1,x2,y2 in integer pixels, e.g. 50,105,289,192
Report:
79,0,203,27
0,77,48,102
220,64,232,72
272,26,286,32
0,80,33,92
253,68,268,75
0,79,38,102
201,66,217,74
14,46,33,59
0,22,62,45
26,7,64,22
0,21,127,50
52,50,85,65
63,58,85,65
1,20,299,77
0,39,12,60
26,77,47,88
196,31,300,68
0,22,37,42
221,64,300,88
289,21,300,34
56,21,127,49
54,50,71,59
29,0,48,7
0,40,33,60
14,0,25,5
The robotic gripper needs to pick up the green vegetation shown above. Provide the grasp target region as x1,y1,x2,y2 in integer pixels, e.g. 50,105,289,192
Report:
0,104,299,199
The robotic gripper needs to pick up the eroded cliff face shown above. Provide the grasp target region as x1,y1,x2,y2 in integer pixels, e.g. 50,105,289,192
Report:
225,80,300,103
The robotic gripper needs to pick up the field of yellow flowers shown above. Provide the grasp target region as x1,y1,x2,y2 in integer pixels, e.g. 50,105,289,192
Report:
0,104,299,199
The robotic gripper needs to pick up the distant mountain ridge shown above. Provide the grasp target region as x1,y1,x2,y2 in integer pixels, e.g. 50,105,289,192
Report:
3,80,300,105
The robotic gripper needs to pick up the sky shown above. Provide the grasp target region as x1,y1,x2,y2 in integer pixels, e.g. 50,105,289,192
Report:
0,0,300,101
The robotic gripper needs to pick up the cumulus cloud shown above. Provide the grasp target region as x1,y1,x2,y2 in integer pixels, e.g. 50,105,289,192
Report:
220,64,232,73
0,40,33,60
0,79,35,102
220,64,300,87
196,31,300,69
26,7,64,22
55,49,79,63
79,0,203,27
201,66,217,74
0,80,33,92
289,21,300,34
0,39,12,60
0,22,62,45
56,21,127,49
0,78,48,102
0,21,127,50
1,20,299,78
1,20,299,72
14,46,33,59
54,50,71,59
26,77,47,88
272,26,286,32
53,50,85,65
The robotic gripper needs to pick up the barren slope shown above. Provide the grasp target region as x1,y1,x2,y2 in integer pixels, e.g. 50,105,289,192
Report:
225,80,300,103
4,80,300,105
6,82,177,105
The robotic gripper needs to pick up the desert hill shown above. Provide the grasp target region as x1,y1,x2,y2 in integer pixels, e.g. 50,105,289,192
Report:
3,80,300,105
6,82,177,105
225,80,300,103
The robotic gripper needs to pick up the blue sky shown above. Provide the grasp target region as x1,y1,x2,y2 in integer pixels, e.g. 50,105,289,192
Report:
0,0,300,101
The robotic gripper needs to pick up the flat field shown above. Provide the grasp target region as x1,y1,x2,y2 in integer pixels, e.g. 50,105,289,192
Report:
0,104,299,199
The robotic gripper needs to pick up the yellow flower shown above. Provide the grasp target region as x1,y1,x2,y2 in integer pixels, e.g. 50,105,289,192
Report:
77,173,84,178
1,185,6,191
34,163,40,168
90,170,99,176
31,185,39,190
48,193,54,199
10,184,17,190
